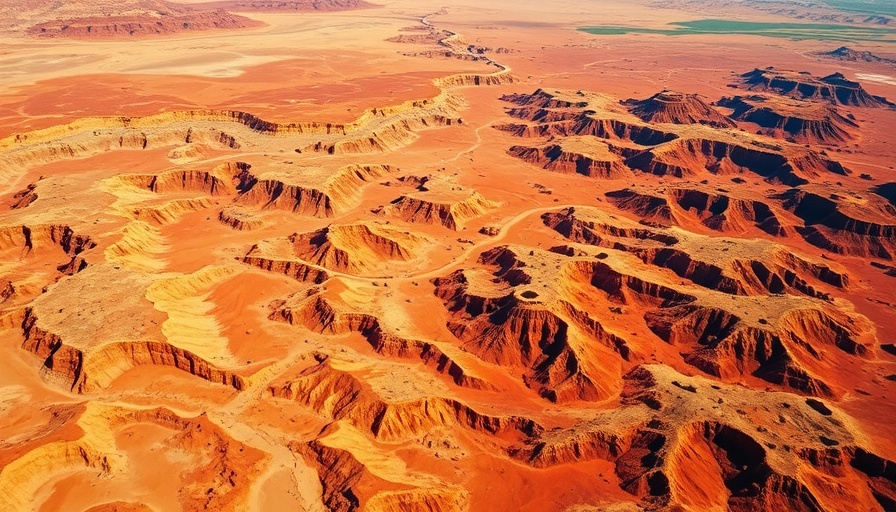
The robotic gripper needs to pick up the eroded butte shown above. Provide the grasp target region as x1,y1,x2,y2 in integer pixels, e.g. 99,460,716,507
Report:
1,0,895,511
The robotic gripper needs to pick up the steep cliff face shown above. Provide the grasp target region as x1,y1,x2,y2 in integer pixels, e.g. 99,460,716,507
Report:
28,8,262,39
498,88,852,187
625,137,846,186
623,91,736,128
235,164,395,217
543,206,847,300
272,358,537,441
19,307,246,393
718,94,858,144
0,223,96,277
292,422,470,512
776,188,896,259
604,189,675,226
432,245,663,403
269,292,491,390
605,187,792,236
739,68,894,108
506,364,894,511
507,138,632,179
289,223,426,274
497,114,677,146
667,188,788,235
381,175,495,230
209,0,376,11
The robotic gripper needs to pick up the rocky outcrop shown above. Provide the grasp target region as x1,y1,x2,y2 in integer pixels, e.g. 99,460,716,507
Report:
272,358,538,441
10,183,38,209
28,9,262,39
739,68,894,108
433,246,640,403
644,302,872,396
497,114,677,146
623,91,735,128
289,223,425,274
669,188,790,235
625,137,847,186
19,308,245,393
776,188,896,260
815,46,896,66
604,189,674,225
382,176,494,230
217,205,265,231
718,95,858,144
239,255,330,283
270,293,491,390
237,164,395,217
507,139,632,179
209,0,375,11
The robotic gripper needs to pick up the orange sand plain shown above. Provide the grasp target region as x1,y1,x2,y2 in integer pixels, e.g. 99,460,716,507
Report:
1,0,895,511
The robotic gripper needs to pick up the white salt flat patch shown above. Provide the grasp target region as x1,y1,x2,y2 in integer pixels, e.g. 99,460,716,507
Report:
856,73,896,86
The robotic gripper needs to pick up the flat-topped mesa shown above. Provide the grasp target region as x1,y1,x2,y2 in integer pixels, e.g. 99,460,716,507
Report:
431,245,678,403
498,88,852,185
644,296,874,397
239,238,330,284
620,366,891,511
738,68,894,108
622,91,736,128
624,136,849,186
381,175,495,230
269,291,492,390
301,114,461,155
289,222,426,274
27,8,262,39
271,357,538,441
815,46,896,65
203,0,376,12
237,163,394,217
606,187,792,236
217,205,265,231
542,206,850,300
20,311,245,394
717,94,858,144
14,265,250,393
497,88,679,146
497,113,678,146
507,136,633,179
293,423,468,512
119,161,249,196
775,188,896,260
500,89,590,110
509,364,894,511
434,73,519,87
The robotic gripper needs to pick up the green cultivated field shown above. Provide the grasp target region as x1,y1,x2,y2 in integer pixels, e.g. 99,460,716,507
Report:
579,19,896,43
823,0,896,19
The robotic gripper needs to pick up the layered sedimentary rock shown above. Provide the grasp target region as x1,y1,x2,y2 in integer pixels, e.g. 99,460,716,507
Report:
738,68,894,108
623,91,735,128
718,94,858,144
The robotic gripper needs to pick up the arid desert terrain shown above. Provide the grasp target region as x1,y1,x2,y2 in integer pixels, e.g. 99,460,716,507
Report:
1,0,895,510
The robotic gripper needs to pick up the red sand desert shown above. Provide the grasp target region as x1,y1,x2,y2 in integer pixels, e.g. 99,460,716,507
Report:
1,0,896,511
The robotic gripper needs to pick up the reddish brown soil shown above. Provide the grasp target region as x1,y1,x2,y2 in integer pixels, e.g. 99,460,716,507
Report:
1,1,895,511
